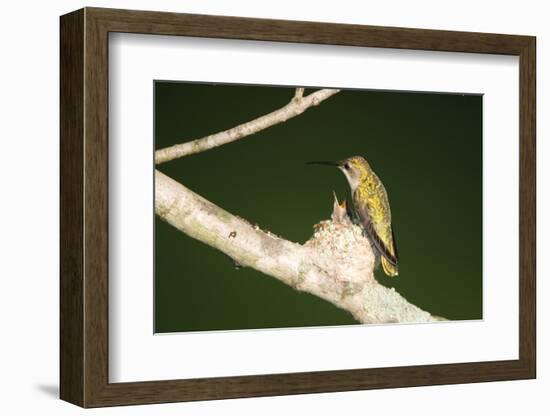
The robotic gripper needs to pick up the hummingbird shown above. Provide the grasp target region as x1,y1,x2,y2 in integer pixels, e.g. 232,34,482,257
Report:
308,156,399,277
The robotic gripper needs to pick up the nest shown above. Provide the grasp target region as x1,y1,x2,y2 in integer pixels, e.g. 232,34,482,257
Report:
304,193,376,286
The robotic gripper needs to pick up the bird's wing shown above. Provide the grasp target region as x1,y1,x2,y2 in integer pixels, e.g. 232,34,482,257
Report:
354,201,398,267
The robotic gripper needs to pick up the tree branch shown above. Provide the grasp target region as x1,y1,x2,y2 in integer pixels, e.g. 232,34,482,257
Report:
154,88,340,164
156,170,441,324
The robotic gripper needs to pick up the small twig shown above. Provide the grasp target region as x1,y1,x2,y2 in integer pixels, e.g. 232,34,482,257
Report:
294,87,305,100
155,88,340,164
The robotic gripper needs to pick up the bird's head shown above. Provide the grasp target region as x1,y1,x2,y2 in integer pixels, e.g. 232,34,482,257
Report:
307,156,372,191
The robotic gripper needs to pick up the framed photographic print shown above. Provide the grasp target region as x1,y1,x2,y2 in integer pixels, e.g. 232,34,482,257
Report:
60,7,536,408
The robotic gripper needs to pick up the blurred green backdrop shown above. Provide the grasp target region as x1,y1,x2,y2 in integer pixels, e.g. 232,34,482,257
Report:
154,81,482,333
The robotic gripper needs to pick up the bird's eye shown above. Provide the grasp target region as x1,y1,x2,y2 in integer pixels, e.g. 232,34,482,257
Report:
344,163,350,170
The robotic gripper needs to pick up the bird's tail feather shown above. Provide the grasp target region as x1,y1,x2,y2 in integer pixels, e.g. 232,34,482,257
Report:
381,257,398,277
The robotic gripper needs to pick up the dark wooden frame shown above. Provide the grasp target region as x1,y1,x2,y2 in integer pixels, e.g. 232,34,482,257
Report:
60,7,536,408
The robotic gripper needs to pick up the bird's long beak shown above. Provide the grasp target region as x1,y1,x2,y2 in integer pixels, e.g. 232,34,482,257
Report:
306,160,341,167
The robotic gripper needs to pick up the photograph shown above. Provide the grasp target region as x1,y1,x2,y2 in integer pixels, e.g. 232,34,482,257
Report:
154,81,483,333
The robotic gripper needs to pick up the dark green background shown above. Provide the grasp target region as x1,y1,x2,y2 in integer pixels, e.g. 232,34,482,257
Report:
154,81,482,333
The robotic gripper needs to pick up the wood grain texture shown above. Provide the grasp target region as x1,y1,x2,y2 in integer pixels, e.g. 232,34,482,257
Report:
89,7,532,54
59,7,537,408
518,38,536,376
83,9,110,406
59,8,84,406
